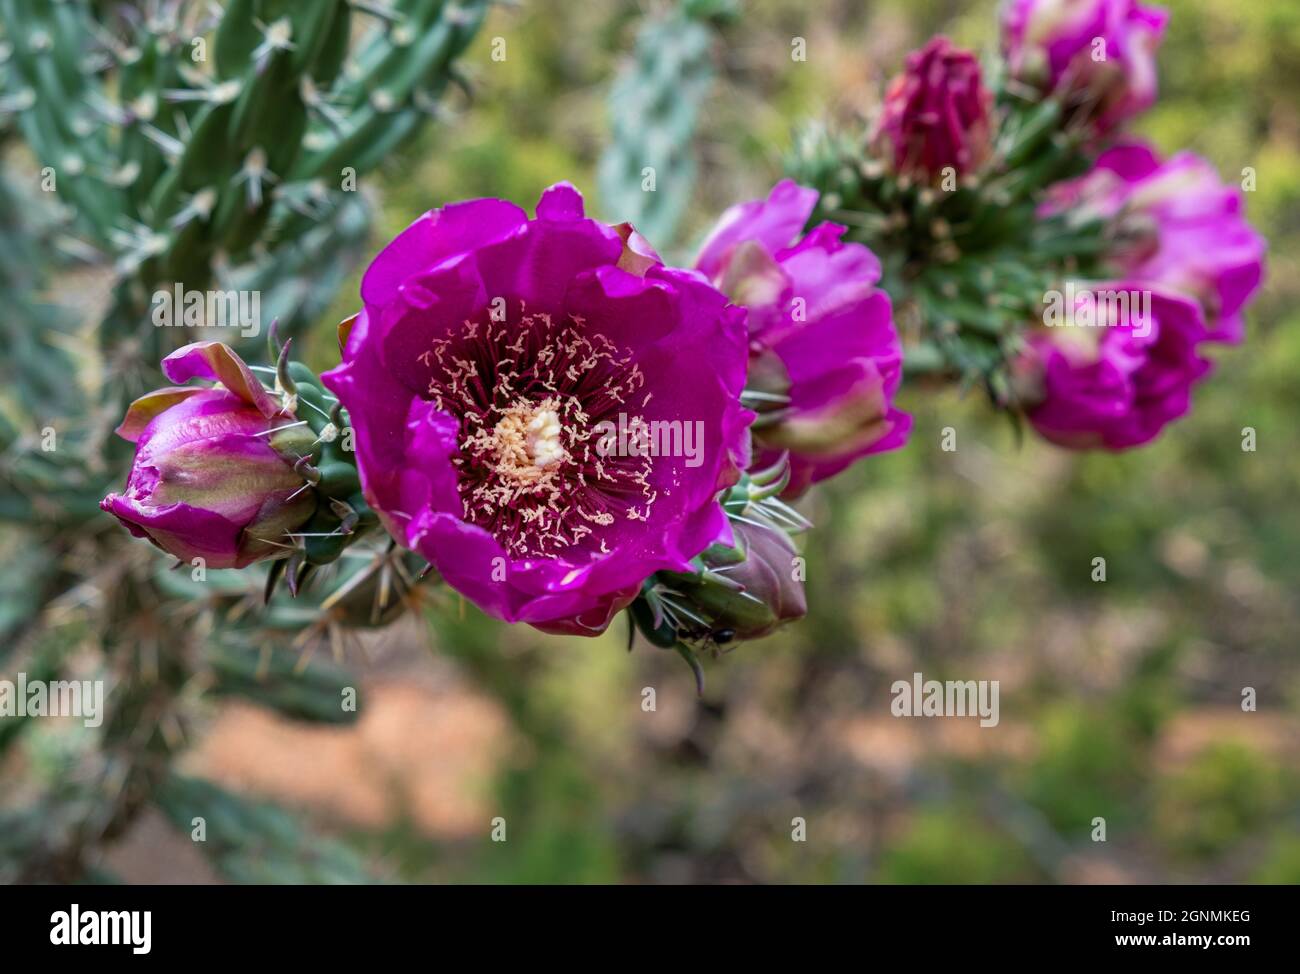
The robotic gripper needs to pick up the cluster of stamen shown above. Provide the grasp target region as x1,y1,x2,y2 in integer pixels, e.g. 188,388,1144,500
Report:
420,310,657,557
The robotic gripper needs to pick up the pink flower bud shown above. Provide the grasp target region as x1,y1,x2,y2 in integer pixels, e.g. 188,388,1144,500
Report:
101,342,317,568
874,36,993,183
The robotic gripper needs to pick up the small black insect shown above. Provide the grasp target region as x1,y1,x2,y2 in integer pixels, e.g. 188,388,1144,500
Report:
677,624,738,654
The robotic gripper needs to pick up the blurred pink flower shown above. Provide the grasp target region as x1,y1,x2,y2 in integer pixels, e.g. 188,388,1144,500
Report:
696,179,910,498
1045,140,1266,343
1022,284,1211,449
1002,0,1168,133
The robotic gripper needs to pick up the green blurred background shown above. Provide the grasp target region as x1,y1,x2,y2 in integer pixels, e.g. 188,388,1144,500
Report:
13,0,1300,883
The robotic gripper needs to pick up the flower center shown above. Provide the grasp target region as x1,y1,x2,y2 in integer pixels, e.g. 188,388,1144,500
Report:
477,398,569,492
420,311,658,558
521,403,566,470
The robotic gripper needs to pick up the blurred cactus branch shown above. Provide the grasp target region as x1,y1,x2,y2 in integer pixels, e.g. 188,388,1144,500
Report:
0,0,490,531
597,0,737,250
0,0,489,883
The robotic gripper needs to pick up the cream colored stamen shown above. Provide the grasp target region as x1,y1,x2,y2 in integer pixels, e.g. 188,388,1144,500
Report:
478,398,568,489
525,407,566,469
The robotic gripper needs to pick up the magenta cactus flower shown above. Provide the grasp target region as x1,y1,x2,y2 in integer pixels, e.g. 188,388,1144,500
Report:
1002,0,1168,133
1020,284,1211,449
101,342,318,569
1044,141,1266,344
695,179,910,497
874,36,993,182
322,183,753,636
